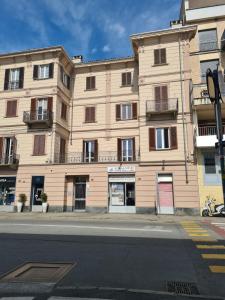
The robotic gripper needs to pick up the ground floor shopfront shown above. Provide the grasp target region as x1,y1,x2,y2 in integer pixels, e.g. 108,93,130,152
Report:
0,162,200,215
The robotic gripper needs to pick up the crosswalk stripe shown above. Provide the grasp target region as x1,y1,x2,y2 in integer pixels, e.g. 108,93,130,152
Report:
202,254,225,259
185,230,208,232
209,266,225,273
192,238,217,242
196,245,225,249
189,233,209,237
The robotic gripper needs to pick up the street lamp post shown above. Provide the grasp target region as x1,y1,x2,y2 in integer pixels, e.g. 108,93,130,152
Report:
206,68,225,207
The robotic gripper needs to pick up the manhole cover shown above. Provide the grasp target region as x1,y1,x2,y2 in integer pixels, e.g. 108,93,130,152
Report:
166,281,199,295
0,262,75,283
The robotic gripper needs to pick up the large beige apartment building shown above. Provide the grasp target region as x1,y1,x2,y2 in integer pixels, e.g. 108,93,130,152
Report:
0,0,224,215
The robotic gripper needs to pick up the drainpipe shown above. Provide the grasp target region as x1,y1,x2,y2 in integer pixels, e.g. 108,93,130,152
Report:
178,30,189,184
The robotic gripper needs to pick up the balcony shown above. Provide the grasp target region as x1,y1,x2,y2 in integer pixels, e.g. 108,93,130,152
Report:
199,41,218,52
192,97,211,106
54,152,140,164
23,111,53,128
146,99,178,118
195,125,225,148
0,154,19,168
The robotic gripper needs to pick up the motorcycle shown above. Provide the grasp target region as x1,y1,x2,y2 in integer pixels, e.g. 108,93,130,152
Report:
202,197,225,217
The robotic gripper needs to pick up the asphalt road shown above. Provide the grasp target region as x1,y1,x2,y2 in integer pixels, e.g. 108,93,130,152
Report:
0,217,224,299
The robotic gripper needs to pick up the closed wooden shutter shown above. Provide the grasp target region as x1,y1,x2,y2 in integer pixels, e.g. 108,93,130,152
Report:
154,49,160,65
149,128,156,151
127,72,131,85
94,140,98,162
61,102,67,120
30,98,36,120
82,140,85,162
122,73,126,86
0,137,3,160
33,65,38,79
86,77,90,90
161,86,168,100
67,76,71,89
161,48,167,64
170,127,178,149
49,63,54,78
155,86,161,100
7,100,17,117
132,137,136,161
4,69,10,90
60,66,64,82
60,138,66,163
117,138,122,161
19,67,24,88
116,104,121,121
12,136,17,155
132,103,137,119
85,107,95,122
91,76,95,89
33,135,45,155
48,97,53,112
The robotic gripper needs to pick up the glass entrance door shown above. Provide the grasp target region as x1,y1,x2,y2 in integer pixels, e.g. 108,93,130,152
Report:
37,99,47,120
74,176,86,210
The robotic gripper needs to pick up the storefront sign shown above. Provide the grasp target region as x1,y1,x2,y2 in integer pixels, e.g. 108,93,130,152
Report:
107,166,135,173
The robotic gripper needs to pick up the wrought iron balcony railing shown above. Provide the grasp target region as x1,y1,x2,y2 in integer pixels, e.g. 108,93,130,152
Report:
54,151,140,164
146,98,178,115
0,154,19,166
23,110,53,127
198,125,225,136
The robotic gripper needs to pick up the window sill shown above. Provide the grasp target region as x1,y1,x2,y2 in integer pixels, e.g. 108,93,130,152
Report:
4,115,18,118
120,84,133,88
33,77,52,80
84,88,97,91
32,154,47,156
116,118,137,122
152,63,168,67
83,121,97,124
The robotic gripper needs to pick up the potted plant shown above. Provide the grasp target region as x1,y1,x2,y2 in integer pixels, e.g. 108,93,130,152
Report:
17,194,27,213
41,192,48,213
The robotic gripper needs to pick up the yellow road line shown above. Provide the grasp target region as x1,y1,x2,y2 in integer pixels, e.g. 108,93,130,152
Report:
192,238,217,242
209,266,225,273
196,245,225,249
189,234,209,237
185,230,208,232
202,254,225,259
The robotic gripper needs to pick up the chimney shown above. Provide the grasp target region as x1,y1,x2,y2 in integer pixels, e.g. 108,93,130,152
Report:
72,55,83,64
170,20,183,28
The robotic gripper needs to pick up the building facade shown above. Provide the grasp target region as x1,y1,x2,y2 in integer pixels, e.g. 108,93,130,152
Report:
3,0,225,215
180,0,225,213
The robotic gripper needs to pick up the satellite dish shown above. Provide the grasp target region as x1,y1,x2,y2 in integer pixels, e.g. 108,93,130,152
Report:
218,65,225,102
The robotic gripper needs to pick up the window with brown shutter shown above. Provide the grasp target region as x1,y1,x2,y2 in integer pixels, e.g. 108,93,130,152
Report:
85,106,95,123
86,76,96,90
132,103,137,119
33,135,46,156
170,127,178,149
154,48,167,65
59,137,66,163
116,104,121,121
61,102,67,120
149,128,156,151
117,138,122,161
121,72,132,86
6,100,17,117
155,85,168,111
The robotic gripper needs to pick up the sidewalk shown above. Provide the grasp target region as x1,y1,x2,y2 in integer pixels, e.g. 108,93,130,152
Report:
0,211,223,223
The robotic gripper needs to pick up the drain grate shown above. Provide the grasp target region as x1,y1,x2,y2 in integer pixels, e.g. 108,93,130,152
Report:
166,281,199,295
0,262,75,284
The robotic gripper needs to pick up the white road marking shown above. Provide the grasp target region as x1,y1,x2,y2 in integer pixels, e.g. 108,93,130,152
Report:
212,223,225,226
0,223,172,233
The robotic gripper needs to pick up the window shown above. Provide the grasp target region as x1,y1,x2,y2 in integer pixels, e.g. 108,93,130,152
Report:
33,63,54,80
155,85,168,111
86,76,95,90
199,29,218,52
149,127,177,151
60,66,70,89
33,135,45,156
200,59,219,83
117,138,135,161
6,100,17,117
154,48,167,65
61,102,67,120
121,72,131,86
83,140,98,162
0,136,17,165
116,103,137,121
204,155,216,174
85,106,95,123
30,97,52,121
4,67,24,90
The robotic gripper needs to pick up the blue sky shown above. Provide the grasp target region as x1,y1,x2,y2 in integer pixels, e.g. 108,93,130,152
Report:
0,0,181,61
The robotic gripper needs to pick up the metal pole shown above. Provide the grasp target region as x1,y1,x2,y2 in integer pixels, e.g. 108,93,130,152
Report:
214,82,225,206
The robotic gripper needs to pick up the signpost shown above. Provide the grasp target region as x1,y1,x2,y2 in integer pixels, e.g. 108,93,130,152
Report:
206,67,225,206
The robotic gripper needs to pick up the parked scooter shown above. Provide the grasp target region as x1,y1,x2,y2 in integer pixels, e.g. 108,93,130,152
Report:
202,197,225,217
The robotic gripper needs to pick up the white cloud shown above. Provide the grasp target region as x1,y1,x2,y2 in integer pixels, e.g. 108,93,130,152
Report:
102,45,111,53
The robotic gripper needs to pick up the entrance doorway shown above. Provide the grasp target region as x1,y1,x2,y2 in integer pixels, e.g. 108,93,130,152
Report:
157,174,174,215
31,176,45,206
109,175,135,213
74,176,87,211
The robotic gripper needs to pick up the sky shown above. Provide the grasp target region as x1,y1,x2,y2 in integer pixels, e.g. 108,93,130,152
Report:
0,0,181,61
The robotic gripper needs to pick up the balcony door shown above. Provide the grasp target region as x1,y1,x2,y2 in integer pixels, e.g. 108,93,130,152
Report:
37,99,48,120
2,137,16,165
155,86,168,111
74,176,87,210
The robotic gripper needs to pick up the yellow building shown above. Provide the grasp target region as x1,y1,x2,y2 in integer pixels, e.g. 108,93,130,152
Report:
181,0,225,214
